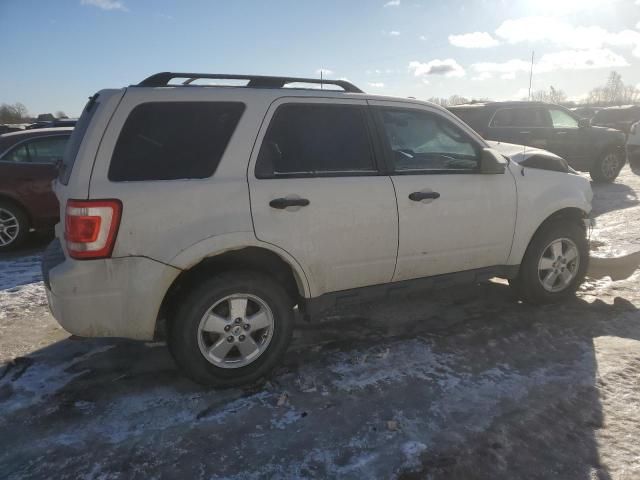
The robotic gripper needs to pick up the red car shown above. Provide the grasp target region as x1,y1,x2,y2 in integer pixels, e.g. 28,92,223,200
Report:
0,127,72,251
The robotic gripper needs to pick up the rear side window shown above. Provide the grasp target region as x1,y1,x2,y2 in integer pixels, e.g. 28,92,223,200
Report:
448,107,487,130
491,107,547,128
109,102,245,181
255,104,375,178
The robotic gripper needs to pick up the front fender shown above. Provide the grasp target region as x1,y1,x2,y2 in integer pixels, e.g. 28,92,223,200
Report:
507,168,592,265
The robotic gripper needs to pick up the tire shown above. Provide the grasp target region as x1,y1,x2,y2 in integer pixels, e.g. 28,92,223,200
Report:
510,220,588,304
0,201,29,252
168,271,294,387
589,149,624,183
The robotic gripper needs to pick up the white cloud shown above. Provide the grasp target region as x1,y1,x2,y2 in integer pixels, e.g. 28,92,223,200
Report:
384,0,400,6
80,0,127,11
495,16,640,57
471,48,628,77
388,30,401,36
368,82,385,88
315,68,335,76
419,35,427,41
471,71,492,81
448,31,500,48
409,59,465,78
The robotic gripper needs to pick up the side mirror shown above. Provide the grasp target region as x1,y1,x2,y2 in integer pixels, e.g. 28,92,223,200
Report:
578,117,591,128
480,148,507,174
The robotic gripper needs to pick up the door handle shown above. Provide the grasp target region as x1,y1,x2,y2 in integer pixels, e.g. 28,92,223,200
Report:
269,197,310,209
519,131,531,134
409,191,440,201
555,131,568,135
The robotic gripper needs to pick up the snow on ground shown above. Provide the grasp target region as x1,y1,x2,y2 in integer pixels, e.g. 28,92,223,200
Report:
1,167,640,479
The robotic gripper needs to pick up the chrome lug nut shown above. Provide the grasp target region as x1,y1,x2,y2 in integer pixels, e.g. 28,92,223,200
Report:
239,335,246,341
227,336,234,343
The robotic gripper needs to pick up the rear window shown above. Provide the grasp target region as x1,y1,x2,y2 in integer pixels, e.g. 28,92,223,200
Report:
59,94,98,185
109,102,245,182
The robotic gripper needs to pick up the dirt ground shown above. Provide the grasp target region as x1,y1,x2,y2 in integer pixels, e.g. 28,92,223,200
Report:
1,167,640,479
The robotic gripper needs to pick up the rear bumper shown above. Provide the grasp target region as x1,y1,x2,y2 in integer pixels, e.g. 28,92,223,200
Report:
44,240,180,340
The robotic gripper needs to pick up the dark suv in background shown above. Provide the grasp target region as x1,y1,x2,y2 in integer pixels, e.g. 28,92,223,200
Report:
449,101,627,182
591,105,640,134
0,127,72,250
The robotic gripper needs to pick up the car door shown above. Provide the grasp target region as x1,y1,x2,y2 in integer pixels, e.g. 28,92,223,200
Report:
248,98,398,297
369,101,517,282
545,107,586,164
0,135,67,222
488,106,550,150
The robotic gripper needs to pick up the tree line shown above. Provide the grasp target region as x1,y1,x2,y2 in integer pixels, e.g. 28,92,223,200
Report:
428,71,639,107
0,103,67,124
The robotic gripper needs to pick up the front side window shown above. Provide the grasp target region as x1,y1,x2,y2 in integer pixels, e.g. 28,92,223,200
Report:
2,144,29,163
109,102,245,181
1,136,68,163
549,109,578,129
255,104,375,178
378,108,479,172
491,107,547,128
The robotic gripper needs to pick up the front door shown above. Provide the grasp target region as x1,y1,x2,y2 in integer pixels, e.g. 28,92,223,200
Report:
248,99,398,297
370,101,517,282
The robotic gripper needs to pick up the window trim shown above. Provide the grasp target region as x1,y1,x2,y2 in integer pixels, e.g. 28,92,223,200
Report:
108,101,246,183
254,102,384,179
372,106,484,176
488,106,551,129
0,134,71,165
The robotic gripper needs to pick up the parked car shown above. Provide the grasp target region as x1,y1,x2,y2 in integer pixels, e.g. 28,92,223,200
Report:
591,105,640,135
43,73,593,386
626,120,640,168
0,127,72,250
26,118,78,130
570,106,601,119
448,101,627,182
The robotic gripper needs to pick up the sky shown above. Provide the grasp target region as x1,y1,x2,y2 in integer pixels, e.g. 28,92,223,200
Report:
2,0,640,116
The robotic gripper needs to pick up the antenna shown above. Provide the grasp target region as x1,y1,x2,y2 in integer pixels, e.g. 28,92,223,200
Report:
320,69,323,90
528,50,535,101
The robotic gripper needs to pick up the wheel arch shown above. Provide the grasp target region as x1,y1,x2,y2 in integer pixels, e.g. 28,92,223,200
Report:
508,206,589,267
155,245,308,340
0,193,32,227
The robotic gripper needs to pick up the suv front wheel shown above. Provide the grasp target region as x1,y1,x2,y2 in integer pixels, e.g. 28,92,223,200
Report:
590,149,624,183
510,220,588,304
168,271,294,387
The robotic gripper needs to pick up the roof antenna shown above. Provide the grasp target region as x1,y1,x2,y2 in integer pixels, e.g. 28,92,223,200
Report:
528,50,535,101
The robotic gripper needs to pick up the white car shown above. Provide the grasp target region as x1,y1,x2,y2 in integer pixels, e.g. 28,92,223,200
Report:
43,73,593,386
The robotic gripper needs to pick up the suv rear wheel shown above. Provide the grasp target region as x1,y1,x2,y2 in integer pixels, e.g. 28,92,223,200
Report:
168,271,294,387
510,220,588,304
590,149,624,183
0,201,28,251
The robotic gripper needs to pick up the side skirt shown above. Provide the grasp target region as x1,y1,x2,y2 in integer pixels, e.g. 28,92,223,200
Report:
300,265,520,320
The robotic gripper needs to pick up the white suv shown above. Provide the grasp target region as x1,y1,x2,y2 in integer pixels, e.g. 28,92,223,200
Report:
43,73,593,386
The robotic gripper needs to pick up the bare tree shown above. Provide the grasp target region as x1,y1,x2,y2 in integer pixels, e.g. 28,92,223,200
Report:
586,71,640,106
427,95,470,107
529,86,567,104
55,111,68,119
0,102,30,123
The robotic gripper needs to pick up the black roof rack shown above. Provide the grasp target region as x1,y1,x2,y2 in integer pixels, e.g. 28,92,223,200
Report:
136,72,364,93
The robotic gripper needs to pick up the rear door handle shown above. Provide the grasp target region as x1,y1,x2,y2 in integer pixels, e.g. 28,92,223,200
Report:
409,191,440,201
269,197,310,209
519,131,531,134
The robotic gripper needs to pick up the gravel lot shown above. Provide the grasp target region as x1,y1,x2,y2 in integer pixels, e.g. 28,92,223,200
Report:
1,167,639,479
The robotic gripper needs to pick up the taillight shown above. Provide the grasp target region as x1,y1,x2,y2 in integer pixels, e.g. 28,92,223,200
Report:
65,199,122,259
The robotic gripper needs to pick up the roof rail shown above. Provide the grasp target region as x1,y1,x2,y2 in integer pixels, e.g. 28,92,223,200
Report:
136,72,364,93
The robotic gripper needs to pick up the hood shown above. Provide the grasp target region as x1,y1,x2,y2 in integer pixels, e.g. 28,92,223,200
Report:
487,141,574,174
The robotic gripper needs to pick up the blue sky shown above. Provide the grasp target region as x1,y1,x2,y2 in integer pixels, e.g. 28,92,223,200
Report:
2,0,640,116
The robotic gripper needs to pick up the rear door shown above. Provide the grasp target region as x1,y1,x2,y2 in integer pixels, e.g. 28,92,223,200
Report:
487,106,550,150
370,101,517,281
248,98,398,297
